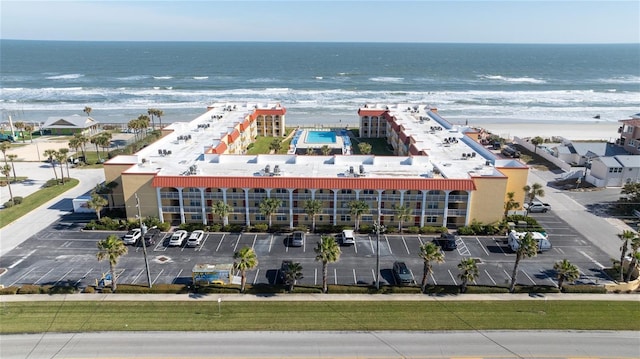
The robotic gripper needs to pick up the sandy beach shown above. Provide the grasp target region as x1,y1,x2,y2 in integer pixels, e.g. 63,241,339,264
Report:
469,120,620,142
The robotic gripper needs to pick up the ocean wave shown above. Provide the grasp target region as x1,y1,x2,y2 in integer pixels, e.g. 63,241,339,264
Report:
596,75,640,84
369,77,404,83
479,75,546,84
193,76,209,80
46,74,84,80
247,78,281,83
153,76,173,80
117,75,151,81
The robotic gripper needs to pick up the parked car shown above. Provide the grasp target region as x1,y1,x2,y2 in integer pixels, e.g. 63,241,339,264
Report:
186,230,205,247
168,230,188,246
122,228,141,245
289,231,305,247
279,259,293,283
433,233,458,251
501,146,521,158
340,229,356,246
392,261,413,285
142,228,161,246
524,201,551,213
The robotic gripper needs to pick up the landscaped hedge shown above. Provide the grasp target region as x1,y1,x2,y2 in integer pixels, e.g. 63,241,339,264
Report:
512,285,560,294
17,285,43,294
115,284,189,294
562,284,607,294
463,285,510,294
0,286,20,295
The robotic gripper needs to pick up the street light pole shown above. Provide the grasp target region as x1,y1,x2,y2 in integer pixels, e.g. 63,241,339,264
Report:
136,193,152,288
374,200,384,290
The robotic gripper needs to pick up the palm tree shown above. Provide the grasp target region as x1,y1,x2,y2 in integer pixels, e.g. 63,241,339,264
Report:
509,231,538,293
348,200,369,232
43,149,58,182
504,191,520,217
87,192,108,221
96,234,128,292
320,145,331,155
393,204,412,233
155,109,164,130
0,141,11,165
83,106,92,118
58,148,71,178
137,114,151,135
211,200,233,227
358,142,372,155
618,230,636,281
147,108,156,131
1,164,14,203
303,199,323,232
457,258,479,293
14,121,25,143
233,246,258,293
269,138,282,153
23,124,33,143
553,259,580,290
305,147,315,156
625,236,640,282
72,133,89,160
418,242,444,293
259,197,282,228
68,136,81,160
314,235,341,293
523,183,545,205
283,261,304,292
96,133,111,157
54,150,67,184
531,136,544,154
7,154,17,181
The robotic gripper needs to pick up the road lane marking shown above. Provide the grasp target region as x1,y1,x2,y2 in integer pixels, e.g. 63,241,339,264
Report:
523,271,536,285
352,268,357,284
384,235,392,255
314,268,318,285
401,236,410,254
152,269,164,285
476,237,489,256
334,268,337,285
9,268,36,286
132,269,144,284
196,234,208,251
34,268,55,285
216,234,226,252
268,234,273,252
251,234,257,249
54,268,74,285
74,268,93,287
233,234,241,252
578,250,605,269
252,269,260,284
370,268,376,282
448,269,457,285
8,249,37,269
430,272,437,285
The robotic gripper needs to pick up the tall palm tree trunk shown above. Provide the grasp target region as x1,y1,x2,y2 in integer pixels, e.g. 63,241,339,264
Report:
110,262,118,291
240,270,246,292
421,262,430,293
510,254,522,292
322,262,328,293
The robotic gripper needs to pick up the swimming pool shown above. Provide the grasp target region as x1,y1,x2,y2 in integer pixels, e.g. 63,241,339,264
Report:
306,131,337,144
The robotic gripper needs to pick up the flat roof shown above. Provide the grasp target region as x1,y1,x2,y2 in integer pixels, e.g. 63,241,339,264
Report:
112,103,525,181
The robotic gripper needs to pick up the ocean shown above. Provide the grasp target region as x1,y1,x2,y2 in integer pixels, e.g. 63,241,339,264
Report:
1,40,638,127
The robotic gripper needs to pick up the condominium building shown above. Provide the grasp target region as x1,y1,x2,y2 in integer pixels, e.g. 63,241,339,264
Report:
105,103,529,229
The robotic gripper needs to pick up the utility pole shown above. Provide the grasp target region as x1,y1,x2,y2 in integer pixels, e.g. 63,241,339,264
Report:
373,200,385,290
136,193,152,288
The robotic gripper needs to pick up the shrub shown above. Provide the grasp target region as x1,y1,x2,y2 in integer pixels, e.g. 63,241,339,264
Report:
457,226,475,235
385,226,398,234
512,285,560,294
17,285,42,294
12,196,23,205
420,226,447,234
0,286,19,295
288,286,323,294
208,224,222,232
406,226,421,234
358,224,372,234
83,286,96,293
193,285,242,294
43,179,62,188
3,200,14,208
562,285,607,294
178,222,206,232
225,224,244,233
47,285,77,295
464,285,510,294
251,223,269,233
100,287,113,294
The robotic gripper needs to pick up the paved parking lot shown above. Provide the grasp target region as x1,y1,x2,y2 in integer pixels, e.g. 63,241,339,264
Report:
0,209,615,289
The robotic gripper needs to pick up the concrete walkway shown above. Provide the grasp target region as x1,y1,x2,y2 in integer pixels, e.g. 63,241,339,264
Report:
1,292,638,302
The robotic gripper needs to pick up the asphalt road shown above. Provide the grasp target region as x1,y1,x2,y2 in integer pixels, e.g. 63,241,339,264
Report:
2,331,638,359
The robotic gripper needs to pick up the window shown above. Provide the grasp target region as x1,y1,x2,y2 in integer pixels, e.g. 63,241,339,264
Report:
340,215,351,221
192,214,202,220
426,216,438,223
363,189,375,195
276,215,286,221
255,214,265,221
427,202,438,209
275,188,287,194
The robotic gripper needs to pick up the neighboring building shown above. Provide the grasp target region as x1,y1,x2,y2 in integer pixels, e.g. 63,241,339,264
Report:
617,114,640,155
588,155,640,188
553,142,628,167
105,103,529,229
42,114,100,135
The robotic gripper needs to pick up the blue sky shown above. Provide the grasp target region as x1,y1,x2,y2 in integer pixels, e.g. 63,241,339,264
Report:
1,1,638,43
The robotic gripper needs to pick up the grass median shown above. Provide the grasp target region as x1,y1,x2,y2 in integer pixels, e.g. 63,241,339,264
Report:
1,300,638,333
0,178,79,228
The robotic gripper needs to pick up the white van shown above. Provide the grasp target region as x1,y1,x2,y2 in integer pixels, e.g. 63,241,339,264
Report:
507,230,551,252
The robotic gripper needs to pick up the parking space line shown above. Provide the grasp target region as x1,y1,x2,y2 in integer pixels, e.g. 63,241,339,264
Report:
384,235,392,255
476,238,489,256
447,269,457,285
132,269,144,284
555,247,565,254
174,269,183,283
496,238,509,256
216,234,226,252
233,234,241,252
252,269,260,284
54,268,74,285
314,268,318,285
74,268,93,287
522,271,536,285
197,234,208,251
484,270,497,285
334,268,337,285
268,234,274,252
8,249,37,269
370,268,376,282
417,234,425,246
401,236,410,254
457,240,470,256
34,268,55,285
430,272,437,285
9,268,36,286
251,234,257,249
503,269,512,281
578,250,606,269
352,269,357,284
367,235,375,252
152,269,164,285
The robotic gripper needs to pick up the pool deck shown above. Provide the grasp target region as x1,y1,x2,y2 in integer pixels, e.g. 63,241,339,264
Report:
289,129,350,155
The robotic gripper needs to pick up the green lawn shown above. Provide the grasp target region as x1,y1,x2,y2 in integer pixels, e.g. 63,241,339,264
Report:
1,300,637,333
0,178,79,228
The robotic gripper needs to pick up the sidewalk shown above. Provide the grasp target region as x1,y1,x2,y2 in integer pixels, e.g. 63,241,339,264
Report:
1,292,638,302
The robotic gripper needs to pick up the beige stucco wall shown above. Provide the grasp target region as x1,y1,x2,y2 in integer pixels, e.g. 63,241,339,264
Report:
468,177,508,224
496,166,529,209
121,172,159,220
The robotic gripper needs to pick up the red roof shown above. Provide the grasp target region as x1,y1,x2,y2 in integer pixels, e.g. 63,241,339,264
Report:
620,119,640,127
254,107,286,116
358,109,388,117
228,129,240,142
239,119,250,131
152,176,475,191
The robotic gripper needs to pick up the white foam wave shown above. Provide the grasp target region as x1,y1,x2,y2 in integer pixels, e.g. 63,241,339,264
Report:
46,74,84,80
596,75,640,84
480,75,546,84
369,77,404,83
117,75,151,81
193,76,209,80
153,76,173,80
247,78,281,83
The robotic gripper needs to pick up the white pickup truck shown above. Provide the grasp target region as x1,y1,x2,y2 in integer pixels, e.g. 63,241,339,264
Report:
508,230,551,252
